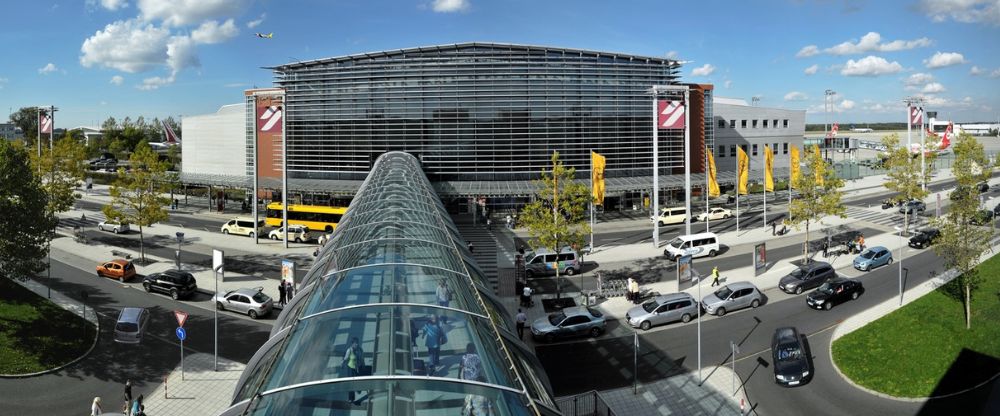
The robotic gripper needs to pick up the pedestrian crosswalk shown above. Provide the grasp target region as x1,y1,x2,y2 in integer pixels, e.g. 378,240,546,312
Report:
59,211,106,230
845,206,925,229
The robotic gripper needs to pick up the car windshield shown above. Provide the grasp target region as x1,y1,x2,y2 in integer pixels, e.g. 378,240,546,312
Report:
669,238,685,248
252,293,269,303
817,282,835,294
547,312,567,326
116,322,138,332
714,287,733,299
777,345,802,361
861,250,876,259
790,268,807,279
641,300,661,313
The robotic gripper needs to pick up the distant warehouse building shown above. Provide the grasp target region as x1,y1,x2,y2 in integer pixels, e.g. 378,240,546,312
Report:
711,97,806,174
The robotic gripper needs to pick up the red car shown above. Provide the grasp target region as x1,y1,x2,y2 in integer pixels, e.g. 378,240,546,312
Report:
97,259,136,282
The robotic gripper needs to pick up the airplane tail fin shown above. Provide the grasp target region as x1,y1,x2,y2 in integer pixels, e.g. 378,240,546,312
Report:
162,120,181,145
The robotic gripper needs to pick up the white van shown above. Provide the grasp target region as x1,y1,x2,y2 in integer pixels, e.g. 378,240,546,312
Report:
651,207,688,226
523,247,581,278
221,217,265,238
663,232,720,260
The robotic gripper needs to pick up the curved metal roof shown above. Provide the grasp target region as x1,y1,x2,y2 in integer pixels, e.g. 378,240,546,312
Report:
221,151,559,416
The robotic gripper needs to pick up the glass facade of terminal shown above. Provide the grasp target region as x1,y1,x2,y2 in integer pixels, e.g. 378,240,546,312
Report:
271,42,690,183
222,152,559,415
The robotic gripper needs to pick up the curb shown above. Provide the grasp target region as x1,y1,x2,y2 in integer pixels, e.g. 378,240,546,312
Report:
0,302,101,379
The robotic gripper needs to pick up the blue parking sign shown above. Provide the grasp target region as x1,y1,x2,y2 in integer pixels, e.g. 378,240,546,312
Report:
176,327,186,341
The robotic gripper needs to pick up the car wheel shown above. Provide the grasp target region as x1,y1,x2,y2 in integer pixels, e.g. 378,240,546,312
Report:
565,267,575,276
98,225,104,232
114,228,120,234
96,271,103,278
270,235,278,240
589,327,602,337
851,291,860,300
143,282,151,292
751,299,760,308
640,321,652,331
119,275,125,283
724,214,731,219
888,258,893,265
709,249,717,257
249,310,259,319
824,302,833,310
170,289,179,300
216,302,225,310
716,307,726,317
248,232,255,239
795,286,803,295
223,229,230,235
681,313,691,323
294,237,302,243
658,221,665,226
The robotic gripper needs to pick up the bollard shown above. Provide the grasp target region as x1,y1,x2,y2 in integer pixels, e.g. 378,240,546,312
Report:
164,375,168,399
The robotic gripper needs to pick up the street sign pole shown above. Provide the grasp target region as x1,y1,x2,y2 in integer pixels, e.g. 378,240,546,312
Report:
213,249,224,372
633,331,638,395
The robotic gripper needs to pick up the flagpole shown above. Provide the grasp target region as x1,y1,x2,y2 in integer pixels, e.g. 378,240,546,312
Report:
590,149,594,251
652,95,660,249
906,101,912,174
736,193,740,233
919,105,926,191
282,92,288,249
252,94,259,246
684,88,691,237
49,105,54,151
705,146,710,233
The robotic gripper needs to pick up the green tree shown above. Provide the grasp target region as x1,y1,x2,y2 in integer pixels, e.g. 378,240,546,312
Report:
931,133,993,329
787,146,846,262
880,134,933,234
9,107,43,151
0,141,55,281
103,142,172,262
518,152,591,300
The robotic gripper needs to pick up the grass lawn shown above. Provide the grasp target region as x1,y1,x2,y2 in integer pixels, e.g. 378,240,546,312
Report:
0,278,97,374
832,255,1000,397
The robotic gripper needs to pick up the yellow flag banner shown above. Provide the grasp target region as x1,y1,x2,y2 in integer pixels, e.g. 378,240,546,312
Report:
789,145,800,188
737,146,749,195
812,144,824,186
707,149,720,198
764,145,774,192
591,151,606,205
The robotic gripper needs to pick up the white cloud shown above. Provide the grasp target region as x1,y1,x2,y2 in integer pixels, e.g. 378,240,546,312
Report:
691,63,715,77
796,45,819,58
724,80,732,88
840,56,903,76
191,19,238,44
38,63,58,74
138,74,174,90
863,102,892,112
246,13,265,29
924,51,966,68
784,91,808,101
970,65,983,75
840,99,856,110
431,0,469,12
824,32,932,55
922,82,946,93
665,50,678,60
223,82,248,88
0,77,7,89
804,64,819,75
919,0,1000,25
110,75,124,85
80,19,170,73
101,0,128,10
991,68,1000,78
904,72,935,86
166,35,199,74
136,0,249,27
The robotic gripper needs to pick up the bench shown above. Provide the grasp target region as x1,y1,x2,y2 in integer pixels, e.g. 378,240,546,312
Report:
111,249,132,260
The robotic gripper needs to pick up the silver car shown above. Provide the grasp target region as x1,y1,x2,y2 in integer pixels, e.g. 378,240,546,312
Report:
701,281,763,317
530,306,606,343
114,307,149,344
626,293,698,330
214,287,273,319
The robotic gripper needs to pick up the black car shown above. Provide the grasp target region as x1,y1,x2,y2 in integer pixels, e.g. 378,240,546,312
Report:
806,278,864,310
970,209,995,226
908,228,940,249
778,261,835,295
977,182,990,193
771,327,812,387
994,204,1000,217
143,269,198,300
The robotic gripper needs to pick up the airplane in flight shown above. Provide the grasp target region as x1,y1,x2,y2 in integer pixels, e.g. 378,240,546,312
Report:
149,120,181,151
255,32,273,38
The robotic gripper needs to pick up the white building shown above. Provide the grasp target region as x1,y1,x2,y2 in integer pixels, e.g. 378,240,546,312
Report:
181,104,246,178
711,97,806,173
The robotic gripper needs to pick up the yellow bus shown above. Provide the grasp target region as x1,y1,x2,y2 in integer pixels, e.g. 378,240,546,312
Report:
265,203,348,233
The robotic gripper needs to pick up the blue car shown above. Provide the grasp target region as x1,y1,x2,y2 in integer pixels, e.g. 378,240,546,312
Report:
853,246,893,271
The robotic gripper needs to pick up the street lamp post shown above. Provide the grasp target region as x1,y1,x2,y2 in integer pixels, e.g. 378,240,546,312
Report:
175,232,185,270
824,90,836,160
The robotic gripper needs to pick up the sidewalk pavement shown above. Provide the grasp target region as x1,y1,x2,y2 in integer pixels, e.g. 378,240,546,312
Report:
141,353,245,416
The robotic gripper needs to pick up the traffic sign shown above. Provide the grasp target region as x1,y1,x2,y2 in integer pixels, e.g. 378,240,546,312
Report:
174,310,189,327
176,327,186,341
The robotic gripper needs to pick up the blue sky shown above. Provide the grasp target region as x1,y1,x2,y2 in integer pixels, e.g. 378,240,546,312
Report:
2,0,999,128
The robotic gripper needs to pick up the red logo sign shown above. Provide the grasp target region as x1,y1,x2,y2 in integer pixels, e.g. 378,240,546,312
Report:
174,310,189,327
39,114,52,134
657,100,685,129
909,106,923,126
257,104,283,132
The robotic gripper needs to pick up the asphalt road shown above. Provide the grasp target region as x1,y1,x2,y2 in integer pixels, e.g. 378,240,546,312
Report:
0,253,272,414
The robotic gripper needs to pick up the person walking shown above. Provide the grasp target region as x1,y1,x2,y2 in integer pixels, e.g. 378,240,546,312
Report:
123,380,133,415
506,215,512,229
822,240,829,257
772,221,777,236
515,309,527,339
521,285,533,307
858,234,866,252
625,278,634,302
459,343,484,382
436,281,451,324
629,278,640,304
467,241,474,253
285,279,295,299
278,280,287,307
91,396,103,416
711,266,721,287
422,315,446,375
343,337,365,404
130,394,143,416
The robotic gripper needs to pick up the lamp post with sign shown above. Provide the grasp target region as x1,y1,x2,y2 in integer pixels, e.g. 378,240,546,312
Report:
174,310,188,380
213,249,224,371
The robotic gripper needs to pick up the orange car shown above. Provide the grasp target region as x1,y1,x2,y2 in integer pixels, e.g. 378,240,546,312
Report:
97,259,136,282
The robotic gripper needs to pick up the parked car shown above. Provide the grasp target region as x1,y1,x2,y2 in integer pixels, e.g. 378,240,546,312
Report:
806,278,865,310
771,327,812,387
994,204,1000,217
143,269,198,300
701,281,763,317
96,259,136,282
626,293,698,330
696,207,732,222
221,217,265,238
97,220,130,234
214,287,273,319
977,182,990,193
531,306,606,343
970,209,995,226
114,307,149,344
908,228,940,249
268,225,311,242
778,261,835,295
523,247,581,278
853,246,893,271
898,200,926,215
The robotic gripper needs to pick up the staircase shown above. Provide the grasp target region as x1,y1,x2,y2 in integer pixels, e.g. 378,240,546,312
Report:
452,214,500,294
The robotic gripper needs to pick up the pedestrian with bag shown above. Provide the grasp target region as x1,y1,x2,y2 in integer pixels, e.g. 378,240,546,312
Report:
130,394,143,416
422,315,446,375
436,280,451,323
711,266,721,287
278,281,286,307
91,396,103,416
459,343,484,382
625,278,634,301
343,337,365,404
629,278,640,304
123,380,132,415
515,309,527,339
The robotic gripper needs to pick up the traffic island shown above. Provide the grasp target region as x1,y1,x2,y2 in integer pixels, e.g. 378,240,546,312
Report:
831,255,1000,398
0,278,98,376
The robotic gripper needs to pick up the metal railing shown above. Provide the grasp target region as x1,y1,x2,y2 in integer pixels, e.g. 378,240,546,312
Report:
554,390,616,416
